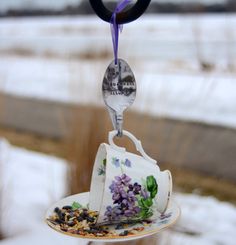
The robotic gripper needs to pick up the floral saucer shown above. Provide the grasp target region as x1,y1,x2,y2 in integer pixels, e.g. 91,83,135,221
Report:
46,192,180,242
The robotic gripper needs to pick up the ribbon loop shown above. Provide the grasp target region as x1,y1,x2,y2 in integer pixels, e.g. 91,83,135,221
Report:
110,0,132,64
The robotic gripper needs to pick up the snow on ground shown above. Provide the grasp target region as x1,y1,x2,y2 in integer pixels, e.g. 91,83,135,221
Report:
0,15,235,65
0,139,69,238
0,15,236,129
169,193,236,245
0,56,236,129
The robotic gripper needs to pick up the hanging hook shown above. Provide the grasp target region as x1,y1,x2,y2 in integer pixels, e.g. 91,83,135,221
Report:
89,0,151,24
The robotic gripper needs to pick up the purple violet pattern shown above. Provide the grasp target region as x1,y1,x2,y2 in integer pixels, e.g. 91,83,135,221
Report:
112,157,120,167
124,158,131,167
159,212,172,220
105,173,141,221
157,213,172,225
111,157,132,168
104,157,157,222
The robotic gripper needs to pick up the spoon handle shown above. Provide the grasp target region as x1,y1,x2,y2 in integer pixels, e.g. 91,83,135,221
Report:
115,112,123,137
108,107,123,137
108,107,117,130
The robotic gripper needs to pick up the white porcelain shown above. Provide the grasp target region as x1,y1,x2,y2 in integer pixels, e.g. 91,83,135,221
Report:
46,192,180,243
89,130,172,224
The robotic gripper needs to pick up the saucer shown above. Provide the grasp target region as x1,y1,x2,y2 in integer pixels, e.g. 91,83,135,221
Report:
46,192,180,242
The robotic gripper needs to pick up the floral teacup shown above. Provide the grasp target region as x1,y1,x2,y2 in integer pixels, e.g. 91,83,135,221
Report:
89,130,172,224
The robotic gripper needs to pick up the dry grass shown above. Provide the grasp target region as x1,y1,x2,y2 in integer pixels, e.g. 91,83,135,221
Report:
0,126,67,158
0,48,112,61
0,116,236,205
163,163,236,205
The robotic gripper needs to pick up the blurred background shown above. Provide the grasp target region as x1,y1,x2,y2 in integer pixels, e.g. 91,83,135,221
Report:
0,0,236,245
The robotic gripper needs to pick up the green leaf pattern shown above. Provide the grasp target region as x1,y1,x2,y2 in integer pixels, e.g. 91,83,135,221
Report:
72,201,82,210
136,176,158,219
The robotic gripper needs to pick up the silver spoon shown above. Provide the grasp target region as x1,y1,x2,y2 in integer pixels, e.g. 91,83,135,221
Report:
102,59,136,136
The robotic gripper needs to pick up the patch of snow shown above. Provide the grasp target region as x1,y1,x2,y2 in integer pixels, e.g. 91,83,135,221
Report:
0,15,235,129
0,15,235,64
162,193,236,245
0,223,82,245
134,71,236,128
0,55,235,129
0,139,69,238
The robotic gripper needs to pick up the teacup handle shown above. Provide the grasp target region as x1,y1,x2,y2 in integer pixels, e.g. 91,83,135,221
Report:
108,130,157,165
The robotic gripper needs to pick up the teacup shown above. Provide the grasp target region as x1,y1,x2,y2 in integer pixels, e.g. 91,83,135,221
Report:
89,130,172,224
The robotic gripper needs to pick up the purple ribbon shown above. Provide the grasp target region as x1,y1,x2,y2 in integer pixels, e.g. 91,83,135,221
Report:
110,0,132,65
